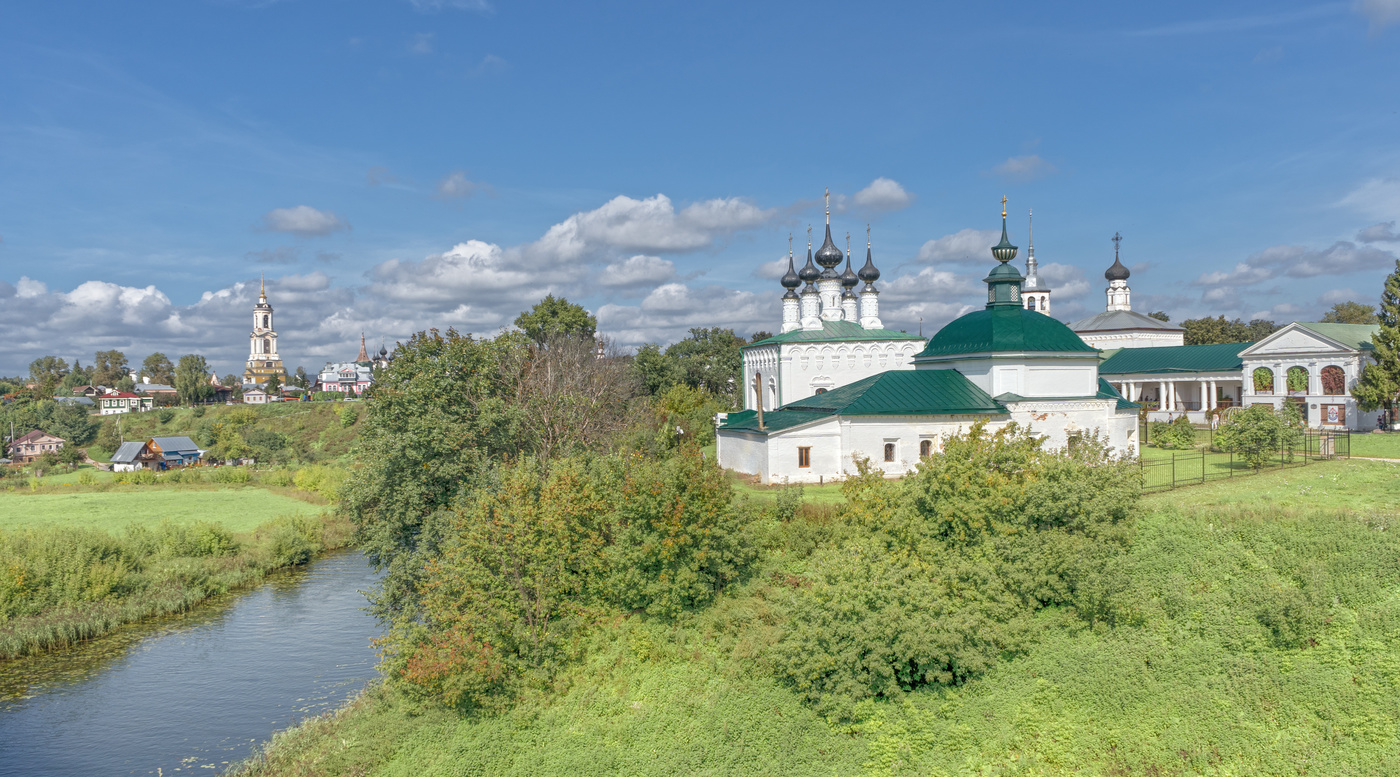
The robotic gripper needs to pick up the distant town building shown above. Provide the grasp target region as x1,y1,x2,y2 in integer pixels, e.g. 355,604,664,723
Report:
10,430,65,463
317,334,390,394
243,278,289,387
96,392,153,415
148,436,202,469
1069,233,1184,349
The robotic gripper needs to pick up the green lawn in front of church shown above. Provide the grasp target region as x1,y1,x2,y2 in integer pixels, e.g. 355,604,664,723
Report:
0,487,317,535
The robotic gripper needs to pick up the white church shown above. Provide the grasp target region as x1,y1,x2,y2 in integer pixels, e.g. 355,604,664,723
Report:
717,198,1139,484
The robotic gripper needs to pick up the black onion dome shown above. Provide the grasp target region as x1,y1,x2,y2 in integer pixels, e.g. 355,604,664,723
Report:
1105,255,1130,281
798,246,820,283
814,224,844,268
780,253,801,289
857,244,880,284
840,253,859,288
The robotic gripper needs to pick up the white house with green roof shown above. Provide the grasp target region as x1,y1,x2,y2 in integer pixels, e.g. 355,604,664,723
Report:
741,196,924,412
1097,322,1379,430
719,201,1140,483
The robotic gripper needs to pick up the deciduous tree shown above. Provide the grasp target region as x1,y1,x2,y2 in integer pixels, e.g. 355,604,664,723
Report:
174,354,216,405
141,353,174,385
513,295,597,345
1322,300,1378,324
92,350,129,386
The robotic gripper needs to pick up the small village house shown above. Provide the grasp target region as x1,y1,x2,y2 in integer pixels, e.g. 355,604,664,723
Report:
9,430,65,463
147,436,203,469
97,391,154,415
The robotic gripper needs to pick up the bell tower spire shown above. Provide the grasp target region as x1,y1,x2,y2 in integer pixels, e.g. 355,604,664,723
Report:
1020,208,1051,313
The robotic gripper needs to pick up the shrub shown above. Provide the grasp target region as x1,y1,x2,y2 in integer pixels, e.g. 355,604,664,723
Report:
606,448,757,619
339,405,358,428
293,465,348,501
257,515,323,567
115,469,158,485
156,409,176,424
261,468,295,487
191,406,206,418
210,466,251,484
1151,416,1197,449
1215,403,1305,470
771,422,1140,719
77,470,97,486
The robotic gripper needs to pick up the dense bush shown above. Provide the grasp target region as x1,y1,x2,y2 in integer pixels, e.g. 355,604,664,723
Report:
1216,402,1305,469
293,465,347,501
771,423,1140,719
210,466,251,484
1150,416,1197,449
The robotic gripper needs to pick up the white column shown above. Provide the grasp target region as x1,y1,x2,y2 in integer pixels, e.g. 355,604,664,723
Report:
1199,380,1207,412
1159,381,1166,410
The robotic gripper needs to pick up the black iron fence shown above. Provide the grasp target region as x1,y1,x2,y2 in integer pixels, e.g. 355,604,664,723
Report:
1140,430,1351,492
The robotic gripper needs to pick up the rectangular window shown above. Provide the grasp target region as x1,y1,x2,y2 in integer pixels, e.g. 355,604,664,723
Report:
797,446,811,468
883,442,896,462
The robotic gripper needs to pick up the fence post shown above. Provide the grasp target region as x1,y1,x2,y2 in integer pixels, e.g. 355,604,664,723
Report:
1201,447,1206,484
1171,451,1176,489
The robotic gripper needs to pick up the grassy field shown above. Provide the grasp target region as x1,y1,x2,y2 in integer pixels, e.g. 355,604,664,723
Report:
0,487,321,534
1349,431,1400,459
234,457,1400,776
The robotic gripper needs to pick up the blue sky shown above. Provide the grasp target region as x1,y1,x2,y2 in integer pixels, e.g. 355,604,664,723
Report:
2,0,1399,376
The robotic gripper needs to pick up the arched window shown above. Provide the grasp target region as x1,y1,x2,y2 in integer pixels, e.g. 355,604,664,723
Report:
1321,366,1345,395
263,338,272,355
883,443,895,462
1253,367,1274,394
1027,297,1037,311
814,388,828,394
1286,366,1308,394
262,314,269,328
919,439,932,458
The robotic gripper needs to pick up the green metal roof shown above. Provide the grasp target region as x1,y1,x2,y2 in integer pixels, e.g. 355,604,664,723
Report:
1296,322,1379,352
745,320,923,348
715,409,831,434
918,307,1097,358
719,370,1007,435
1098,341,1251,376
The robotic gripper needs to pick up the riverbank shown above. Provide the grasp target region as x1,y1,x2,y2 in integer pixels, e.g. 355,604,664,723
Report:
231,458,1400,776
0,481,352,660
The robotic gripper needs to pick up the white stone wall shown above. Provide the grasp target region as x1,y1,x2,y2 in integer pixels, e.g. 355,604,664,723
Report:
1240,325,1375,430
1075,330,1184,350
743,340,919,411
917,355,1100,398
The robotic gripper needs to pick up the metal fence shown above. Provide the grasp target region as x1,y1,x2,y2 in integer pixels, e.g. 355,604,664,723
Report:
1140,430,1351,492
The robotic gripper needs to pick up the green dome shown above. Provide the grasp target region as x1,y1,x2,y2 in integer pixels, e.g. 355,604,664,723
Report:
918,306,1097,358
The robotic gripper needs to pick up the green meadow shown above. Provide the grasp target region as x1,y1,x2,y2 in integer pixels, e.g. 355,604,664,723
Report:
234,458,1400,777
0,487,317,535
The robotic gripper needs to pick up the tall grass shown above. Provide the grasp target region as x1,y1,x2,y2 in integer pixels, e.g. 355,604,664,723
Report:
0,513,352,659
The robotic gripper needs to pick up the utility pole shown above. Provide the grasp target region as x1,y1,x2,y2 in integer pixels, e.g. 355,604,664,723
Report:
754,372,765,430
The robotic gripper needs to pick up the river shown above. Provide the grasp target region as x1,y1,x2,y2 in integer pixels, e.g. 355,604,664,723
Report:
0,550,382,776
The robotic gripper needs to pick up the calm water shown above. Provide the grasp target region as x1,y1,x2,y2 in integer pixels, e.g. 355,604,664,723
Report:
0,551,382,776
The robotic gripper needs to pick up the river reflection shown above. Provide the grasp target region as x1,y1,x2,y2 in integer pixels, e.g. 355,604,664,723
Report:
0,551,382,776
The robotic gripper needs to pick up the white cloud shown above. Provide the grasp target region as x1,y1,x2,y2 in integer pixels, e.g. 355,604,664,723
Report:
1358,221,1399,243
753,255,792,281
1338,177,1400,221
599,284,772,345
468,54,509,78
408,0,492,12
600,255,676,288
851,178,913,212
435,171,479,199
261,205,350,237
1320,288,1360,304
1354,0,1400,30
1193,241,1398,286
989,155,1057,182
530,193,775,262
916,228,1000,264
410,33,434,54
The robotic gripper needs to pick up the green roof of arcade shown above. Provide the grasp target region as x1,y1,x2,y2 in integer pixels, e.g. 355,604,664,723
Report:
1295,322,1378,352
1098,342,1251,375
745,319,923,348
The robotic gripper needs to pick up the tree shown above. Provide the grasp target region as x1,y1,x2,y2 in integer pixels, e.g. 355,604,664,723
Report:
174,354,216,405
114,375,136,393
141,353,174,385
42,401,99,445
1322,301,1378,325
1215,403,1304,470
221,374,245,401
513,295,597,345
665,327,746,406
749,330,774,343
92,350,129,386
293,366,311,390
265,373,283,396
1147,311,1171,323
500,333,640,461
1354,259,1400,417
631,343,681,396
1181,315,1277,346
28,356,68,385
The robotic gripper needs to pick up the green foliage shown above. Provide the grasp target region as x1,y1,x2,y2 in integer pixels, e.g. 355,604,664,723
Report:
513,294,597,345
210,466,252,484
264,372,282,396
92,349,129,387
292,465,347,501
255,514,324,567
174,353,216,405
397,457,614,708
42,401,99,445
1287,365,1309,392
631,343,681,395
1214,402,1304,470
191,405,206,418
156,408,175,423
1182,314,1277,346
1146,310,1171,322
28,355,69,384
338,404,357,428
1252,366,1274,393
1354,258,1400,413
1150,415,1196,449
772,423,1139,718
665,327,746,407
1322,299,1378,324
140,352,174,385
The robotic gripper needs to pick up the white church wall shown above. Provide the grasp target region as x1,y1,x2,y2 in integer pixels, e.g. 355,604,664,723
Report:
1076,331,1184,350
779,341,918,405
1004,398,1138,457
918,357,1099,398
715,428,771,482
761,418,844,483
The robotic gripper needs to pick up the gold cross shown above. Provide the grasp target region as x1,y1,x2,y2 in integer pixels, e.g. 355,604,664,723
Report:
1000,195,1008,217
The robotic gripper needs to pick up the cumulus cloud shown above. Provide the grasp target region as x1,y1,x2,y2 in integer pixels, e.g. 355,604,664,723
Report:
435,170,480,199
599,284,771,346
989,154,1057,182
1354,0,1400,30
1358,221,1399,242
753,255,793,281
261,205,349,237
851,178,914,212
600,255,676,288
1320,288,1360,304
916,228,1000,264
530,194,775,263
1193,241,1398,286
